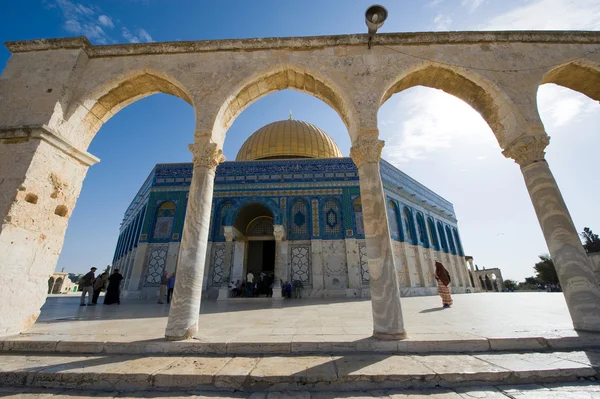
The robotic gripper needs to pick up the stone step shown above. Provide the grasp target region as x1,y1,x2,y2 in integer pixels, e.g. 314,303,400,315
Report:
2,332,600,356
3,382,600,398
0,350,598,392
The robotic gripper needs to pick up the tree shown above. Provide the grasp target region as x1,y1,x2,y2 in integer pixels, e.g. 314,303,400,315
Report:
581,227,600,253
534,254,559,285
503,279,517,291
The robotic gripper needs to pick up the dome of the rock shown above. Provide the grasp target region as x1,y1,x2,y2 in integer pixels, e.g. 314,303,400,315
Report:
235,119,342,161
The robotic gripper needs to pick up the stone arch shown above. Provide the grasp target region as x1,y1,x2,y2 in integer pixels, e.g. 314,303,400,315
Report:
380,64,520,146
232,202,275,236
47,277,55,295
540,61,600,102
65,68,194,150
211,64,356,146
228,198,281,226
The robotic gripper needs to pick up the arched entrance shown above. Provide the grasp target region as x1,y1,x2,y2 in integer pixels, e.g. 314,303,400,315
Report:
233,203,276,297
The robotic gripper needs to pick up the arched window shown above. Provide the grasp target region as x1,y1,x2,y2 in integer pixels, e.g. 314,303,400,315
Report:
445,225,457,255
247,216,274,236
427,217,439,250
387,200,401,240
437,221,449,252
403,207,416,244
215,201,232,240
323,198,343,238
416,212,428,247
289,198,309,239
353,197,364,237
453,228,464,256
153,201,176,240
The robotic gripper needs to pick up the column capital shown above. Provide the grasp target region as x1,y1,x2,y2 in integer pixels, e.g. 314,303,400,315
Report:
502,134,550,168
350,134,384,168
223,226,235,242
188,142,225,170
273,225,285,241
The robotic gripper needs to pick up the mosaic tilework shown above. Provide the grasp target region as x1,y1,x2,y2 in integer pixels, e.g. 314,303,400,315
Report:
359,243,369,284
289,199,309,239
214,188,342,198
311,199,319,237
145,244,168,287
290,244,311,284
323,198,343,238
210,243,230,287
280,197,287,228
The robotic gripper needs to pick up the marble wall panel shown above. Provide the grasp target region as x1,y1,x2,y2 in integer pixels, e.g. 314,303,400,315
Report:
323,240,348,290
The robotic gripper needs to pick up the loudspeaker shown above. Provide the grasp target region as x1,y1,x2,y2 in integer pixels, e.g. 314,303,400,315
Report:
365,4,388,34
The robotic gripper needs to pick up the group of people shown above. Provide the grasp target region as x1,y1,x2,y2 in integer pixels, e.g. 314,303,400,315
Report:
79,267,123,306
229,271,275,297
281,279,303,298
157,270,176,304
227,271,305,299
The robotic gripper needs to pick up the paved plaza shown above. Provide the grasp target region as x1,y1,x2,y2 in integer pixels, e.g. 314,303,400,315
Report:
1,293,599,395
20,293,577,342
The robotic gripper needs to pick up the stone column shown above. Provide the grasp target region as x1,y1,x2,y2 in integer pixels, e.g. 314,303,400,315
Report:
350,134,406,339
466,256,481,292
503,134,600,332
165,142,224,340
217,228,235,300
272,225,285,300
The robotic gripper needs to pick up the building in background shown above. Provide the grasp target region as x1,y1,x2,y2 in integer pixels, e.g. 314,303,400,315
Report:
112,119,472,299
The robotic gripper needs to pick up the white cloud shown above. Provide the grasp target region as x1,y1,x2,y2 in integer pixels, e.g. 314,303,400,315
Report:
121,27,153,43
484,0,600,30
98,15,114,29
380,87,493,163
121,27,140,43
462,0,485,12
50,0,151,45
63,19,81,33
433,14,452,30
538,84,599,127
137,28,153,42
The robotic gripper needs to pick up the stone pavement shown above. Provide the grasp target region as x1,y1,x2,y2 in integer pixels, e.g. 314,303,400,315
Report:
3,293,600,355
0,382,599,398
0,350,598,391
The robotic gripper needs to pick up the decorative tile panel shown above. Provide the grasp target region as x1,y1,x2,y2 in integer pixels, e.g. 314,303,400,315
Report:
290,244,311,284
145,244,169,287
210,243,232,287
359,243,370,284
311,199,319,237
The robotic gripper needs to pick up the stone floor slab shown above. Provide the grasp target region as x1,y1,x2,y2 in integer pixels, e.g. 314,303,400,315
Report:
475,352,598,381
335,355,436,383
152,357,232,389
413,354,511,384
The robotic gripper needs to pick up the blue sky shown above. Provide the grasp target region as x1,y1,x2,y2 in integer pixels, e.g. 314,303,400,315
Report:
1,0,599,281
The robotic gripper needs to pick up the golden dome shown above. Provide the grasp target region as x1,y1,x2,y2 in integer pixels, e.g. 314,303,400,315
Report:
236,119,342,161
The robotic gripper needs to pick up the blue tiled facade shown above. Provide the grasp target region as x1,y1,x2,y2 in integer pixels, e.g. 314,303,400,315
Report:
112,158,464,265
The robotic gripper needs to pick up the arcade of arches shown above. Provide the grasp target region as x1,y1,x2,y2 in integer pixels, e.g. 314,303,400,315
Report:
0,31,599,340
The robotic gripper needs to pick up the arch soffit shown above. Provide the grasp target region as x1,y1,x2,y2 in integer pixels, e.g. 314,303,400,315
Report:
210,63,355,146
227,198,281,226
65,68,194,147
379,64,520,145
540,60,600,102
